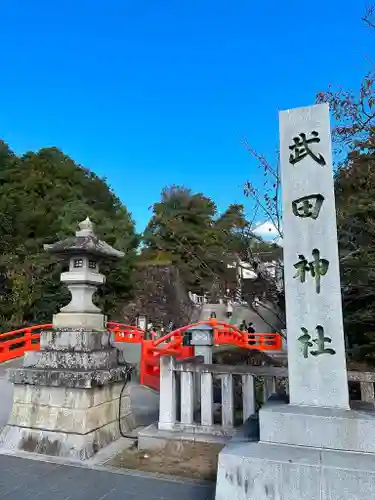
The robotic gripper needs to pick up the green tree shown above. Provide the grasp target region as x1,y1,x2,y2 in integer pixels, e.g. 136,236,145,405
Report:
142,185,218,291
213,204,249,257
333,145,375,361
0,144,138,331
315,5,375,362
239,7,375,342
142,185,278,304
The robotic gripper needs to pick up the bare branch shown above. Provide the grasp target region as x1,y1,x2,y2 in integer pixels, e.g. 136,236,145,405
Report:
244,296,285,335
362,5,375,28
252,295,285,329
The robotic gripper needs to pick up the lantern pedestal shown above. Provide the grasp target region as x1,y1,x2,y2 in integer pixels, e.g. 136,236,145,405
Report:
52,312,106,330
0,328,133,461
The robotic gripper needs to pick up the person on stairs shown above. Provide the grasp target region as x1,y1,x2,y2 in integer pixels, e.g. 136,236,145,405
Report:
247,322,255,334
247,322,256,346
226,299,233,319
239,320,247,331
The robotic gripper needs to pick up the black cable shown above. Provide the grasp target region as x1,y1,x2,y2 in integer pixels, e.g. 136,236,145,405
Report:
118,369,138,441
109,332,138,441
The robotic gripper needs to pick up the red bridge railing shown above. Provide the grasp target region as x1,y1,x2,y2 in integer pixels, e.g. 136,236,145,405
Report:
0,321,144,363
0,320,282,391
107,322,145,343
0,324,52,363
138,319,282,390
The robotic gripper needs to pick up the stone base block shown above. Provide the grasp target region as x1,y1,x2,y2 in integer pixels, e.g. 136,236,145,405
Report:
6,382,132,434
23,349,118,370
52,312,106,331
215,441,375,500
0,381,136,460
138,423,238,451
8,394,130,434
0,417,133,461
12,382,124,409
260,403,375,453
9,365,130,388
158,420,239,437
40,328,112,351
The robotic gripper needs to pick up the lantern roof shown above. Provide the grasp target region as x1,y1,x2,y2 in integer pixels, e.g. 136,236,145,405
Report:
43,217,125,260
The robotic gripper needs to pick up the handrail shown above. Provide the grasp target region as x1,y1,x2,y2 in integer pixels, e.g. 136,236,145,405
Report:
158,356,375,436
0,322,146,363
0,320,283,392
0,324,53,363
0,319,281,351
0,324,53,339
107,321,144,332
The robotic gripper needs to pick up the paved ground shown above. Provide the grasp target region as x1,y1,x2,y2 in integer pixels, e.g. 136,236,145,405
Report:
0,454,215,500
0,359,21,429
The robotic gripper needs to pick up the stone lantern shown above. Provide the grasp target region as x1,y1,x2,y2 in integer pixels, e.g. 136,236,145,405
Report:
43,216,124,331
186,323,214,364
0,218,134,460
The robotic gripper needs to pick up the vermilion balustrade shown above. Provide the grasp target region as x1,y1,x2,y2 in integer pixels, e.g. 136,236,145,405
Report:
0,319,282,391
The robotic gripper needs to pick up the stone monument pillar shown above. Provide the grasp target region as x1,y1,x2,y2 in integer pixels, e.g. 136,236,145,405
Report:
215,104,375,500
0,218,134,460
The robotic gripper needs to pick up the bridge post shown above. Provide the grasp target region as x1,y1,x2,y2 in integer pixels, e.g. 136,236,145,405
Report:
187,323,214,364
0,217,134,460
186,323,214,409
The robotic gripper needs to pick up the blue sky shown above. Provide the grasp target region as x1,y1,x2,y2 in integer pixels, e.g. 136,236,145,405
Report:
0,1,372,234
